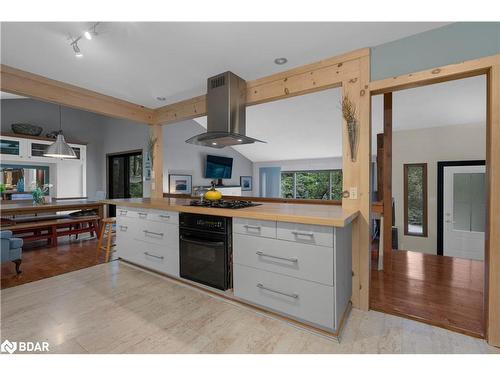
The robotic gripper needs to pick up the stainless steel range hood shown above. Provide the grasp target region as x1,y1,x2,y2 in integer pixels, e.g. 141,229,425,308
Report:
185,71,265,148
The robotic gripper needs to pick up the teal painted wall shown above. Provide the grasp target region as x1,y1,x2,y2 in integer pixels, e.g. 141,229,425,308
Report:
371,22,500,80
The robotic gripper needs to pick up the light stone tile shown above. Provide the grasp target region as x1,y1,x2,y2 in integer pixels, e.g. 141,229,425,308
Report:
1,261,497,354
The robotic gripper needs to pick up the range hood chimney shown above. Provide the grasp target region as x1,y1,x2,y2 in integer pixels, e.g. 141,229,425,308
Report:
185,71,265,148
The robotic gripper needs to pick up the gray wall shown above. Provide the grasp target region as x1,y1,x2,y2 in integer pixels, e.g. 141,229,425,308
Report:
371,22,500,80
163,120,253,191
1,98,149,199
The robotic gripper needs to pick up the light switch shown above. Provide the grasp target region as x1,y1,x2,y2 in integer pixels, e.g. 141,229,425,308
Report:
350,187,358,199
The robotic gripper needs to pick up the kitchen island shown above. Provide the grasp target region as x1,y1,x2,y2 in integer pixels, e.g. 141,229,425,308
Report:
103,197,358,338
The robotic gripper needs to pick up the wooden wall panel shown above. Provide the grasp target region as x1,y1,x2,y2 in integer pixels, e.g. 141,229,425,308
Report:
1,65,154,124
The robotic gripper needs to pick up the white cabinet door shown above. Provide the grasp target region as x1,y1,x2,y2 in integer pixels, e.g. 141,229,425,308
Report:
0,136,28,161
56,160,84,198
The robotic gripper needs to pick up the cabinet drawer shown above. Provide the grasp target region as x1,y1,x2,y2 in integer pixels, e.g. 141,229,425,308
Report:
233,218,276,238
147,210,179,225
116,216,137,241
135,220,179,247
234,264,335,330
277,222,334,248
116,208,138,218
234,234,334,286
119,239,179,277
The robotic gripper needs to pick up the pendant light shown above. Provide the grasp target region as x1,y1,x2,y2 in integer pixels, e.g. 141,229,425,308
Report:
44,106,77,158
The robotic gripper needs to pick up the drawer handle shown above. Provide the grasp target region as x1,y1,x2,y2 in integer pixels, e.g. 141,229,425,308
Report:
256,251,298,263
119,210,128,215
244,224,261,230
144,251,164,260
138,212,148,218
159,214,171,219
291,231,314,237
119,225,128,231
256,283,298,299
143,230,164,237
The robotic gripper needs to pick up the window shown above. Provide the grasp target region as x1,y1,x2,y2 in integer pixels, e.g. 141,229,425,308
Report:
280,170,342,200
404,163,428,237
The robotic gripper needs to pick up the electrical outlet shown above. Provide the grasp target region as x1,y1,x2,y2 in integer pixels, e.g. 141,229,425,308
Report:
349,187,358,199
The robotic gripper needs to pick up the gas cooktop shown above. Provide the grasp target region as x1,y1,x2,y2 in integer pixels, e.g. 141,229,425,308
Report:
187,199,262,209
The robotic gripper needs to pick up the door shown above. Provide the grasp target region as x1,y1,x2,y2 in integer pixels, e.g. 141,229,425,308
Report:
259,167,281,198
107,151,143,217
443,165,486,261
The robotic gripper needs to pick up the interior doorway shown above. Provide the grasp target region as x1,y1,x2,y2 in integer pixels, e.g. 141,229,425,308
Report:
107,150,143,217
370,74,487,338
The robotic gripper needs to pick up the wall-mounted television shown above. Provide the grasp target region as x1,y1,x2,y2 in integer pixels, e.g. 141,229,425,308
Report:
205,155,233,179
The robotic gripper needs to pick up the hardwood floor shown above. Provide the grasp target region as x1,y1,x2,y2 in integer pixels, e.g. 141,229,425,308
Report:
1,261,497,354
370,249,484,338
1,235,114,289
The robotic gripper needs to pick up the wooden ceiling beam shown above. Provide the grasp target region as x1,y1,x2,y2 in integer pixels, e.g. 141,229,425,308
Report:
0,64,154,124
153,48,370,124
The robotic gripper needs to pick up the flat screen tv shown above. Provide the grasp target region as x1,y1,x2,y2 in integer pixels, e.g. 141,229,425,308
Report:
205,155,233,179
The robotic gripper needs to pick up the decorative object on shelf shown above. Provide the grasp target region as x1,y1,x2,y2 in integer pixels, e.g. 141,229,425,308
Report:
240,176,253,191
144,151,152,181
46,130,59,139
341,95,359,162
204,182,222,201
30,183,52,205
44,106,77,159
16,178,24,193
11,123,43,136
168,174,192,194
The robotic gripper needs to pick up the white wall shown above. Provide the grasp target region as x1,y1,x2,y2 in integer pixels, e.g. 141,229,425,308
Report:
392,123,486,254
162,120,254,195
252,157,343,197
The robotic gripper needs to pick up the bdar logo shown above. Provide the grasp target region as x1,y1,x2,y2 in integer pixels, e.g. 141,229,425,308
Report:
1,340,17,354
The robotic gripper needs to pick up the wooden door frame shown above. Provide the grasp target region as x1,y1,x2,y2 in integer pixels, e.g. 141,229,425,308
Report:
369,53,500,347
437,160,486,256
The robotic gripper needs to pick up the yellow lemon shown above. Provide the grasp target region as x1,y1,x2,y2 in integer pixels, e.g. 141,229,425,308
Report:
204,187,222,201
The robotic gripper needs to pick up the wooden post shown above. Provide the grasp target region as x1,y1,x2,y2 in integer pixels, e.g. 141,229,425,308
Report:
382,93,393,272
342,54,371,311
487,63,500,346
150,124,164,199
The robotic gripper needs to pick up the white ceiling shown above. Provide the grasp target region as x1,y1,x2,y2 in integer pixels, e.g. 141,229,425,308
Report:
194,75,486,162
0,92,26,99
1,22,448,108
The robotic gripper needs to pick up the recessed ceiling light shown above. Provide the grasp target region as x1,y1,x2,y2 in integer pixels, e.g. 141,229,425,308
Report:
156,97,166,101
237,139,243,142
274,57,288,65
212,142,218,146
84,31,92,40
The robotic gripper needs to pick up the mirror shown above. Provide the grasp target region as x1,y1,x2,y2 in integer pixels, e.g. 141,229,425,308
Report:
0,164,50,199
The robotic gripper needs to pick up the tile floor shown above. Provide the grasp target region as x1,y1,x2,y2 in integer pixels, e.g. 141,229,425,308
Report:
1,261,498,354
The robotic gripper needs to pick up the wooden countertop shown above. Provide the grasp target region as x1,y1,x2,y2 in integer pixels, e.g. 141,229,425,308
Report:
103,198,359,227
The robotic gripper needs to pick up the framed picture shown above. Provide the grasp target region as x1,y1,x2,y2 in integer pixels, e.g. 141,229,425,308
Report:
240,176,252,191
169,174,192,194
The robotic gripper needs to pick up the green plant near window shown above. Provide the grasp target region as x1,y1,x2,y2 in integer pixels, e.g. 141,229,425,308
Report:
31,183,52,204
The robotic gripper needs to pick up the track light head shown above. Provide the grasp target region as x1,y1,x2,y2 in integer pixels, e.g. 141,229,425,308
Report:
84,31,92,40
72,42,83,58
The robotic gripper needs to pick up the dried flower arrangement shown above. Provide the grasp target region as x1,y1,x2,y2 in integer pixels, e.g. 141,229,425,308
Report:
148,135,157,168
341,95,359,162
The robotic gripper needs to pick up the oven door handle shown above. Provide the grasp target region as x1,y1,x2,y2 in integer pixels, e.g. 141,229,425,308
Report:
180,235,225,247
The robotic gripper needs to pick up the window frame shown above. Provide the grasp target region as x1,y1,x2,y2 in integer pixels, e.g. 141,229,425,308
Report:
404,163,428,237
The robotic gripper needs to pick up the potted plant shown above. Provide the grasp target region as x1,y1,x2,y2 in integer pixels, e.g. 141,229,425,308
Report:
31,183,53,205
0,183,6,200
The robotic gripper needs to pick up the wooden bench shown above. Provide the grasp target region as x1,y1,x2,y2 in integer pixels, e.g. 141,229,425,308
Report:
9,216,100,246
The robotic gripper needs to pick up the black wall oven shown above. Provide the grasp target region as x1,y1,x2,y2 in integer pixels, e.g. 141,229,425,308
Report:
179,213,232,291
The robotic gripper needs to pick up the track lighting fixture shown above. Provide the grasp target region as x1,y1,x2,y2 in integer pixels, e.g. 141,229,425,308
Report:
72,40,83,58
69,22,100,58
